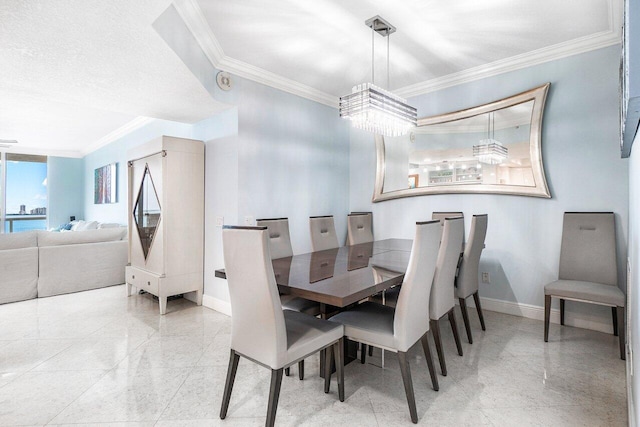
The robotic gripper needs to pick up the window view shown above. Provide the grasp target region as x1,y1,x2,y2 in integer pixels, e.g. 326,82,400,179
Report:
3,154,48,233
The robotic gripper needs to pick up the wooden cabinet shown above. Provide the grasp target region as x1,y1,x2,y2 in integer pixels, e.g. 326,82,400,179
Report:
125,136,204,314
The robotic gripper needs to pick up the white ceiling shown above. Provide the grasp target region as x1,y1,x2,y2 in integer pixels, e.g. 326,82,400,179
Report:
0,0,226,156
0,0,621,155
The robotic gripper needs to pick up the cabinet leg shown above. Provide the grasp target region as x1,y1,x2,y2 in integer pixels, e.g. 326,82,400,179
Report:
127,283,133,297
196,289,203,306
159,296,168,315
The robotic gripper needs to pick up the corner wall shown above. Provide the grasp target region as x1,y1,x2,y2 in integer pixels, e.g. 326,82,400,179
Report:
47,156,84,227
350,45,628,332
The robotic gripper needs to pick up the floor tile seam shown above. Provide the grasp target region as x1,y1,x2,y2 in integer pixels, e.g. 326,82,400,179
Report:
42,368,113,426
0,371,26,390
156,365,198,423
21,339,80,373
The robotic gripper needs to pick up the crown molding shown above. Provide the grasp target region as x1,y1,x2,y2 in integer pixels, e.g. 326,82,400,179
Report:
173,0,622,108
396,31,621,99
81,116,155,157
173,0,337,108
0,146,85,158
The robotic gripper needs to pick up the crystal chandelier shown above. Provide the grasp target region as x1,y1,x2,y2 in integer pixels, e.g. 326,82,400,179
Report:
339,16,417,137
473,112,508,165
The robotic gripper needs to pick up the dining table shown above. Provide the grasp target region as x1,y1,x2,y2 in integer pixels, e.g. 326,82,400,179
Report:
214,238,414,371
214,238,413,314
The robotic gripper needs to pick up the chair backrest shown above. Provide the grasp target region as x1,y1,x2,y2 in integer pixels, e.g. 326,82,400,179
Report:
432,212,464,223
456,215,488,299
256,218,293,259
394,220,441,352
559,212,617,286
222,226,287,369
347,213,373,245
309,216,339,252
430,217,464,320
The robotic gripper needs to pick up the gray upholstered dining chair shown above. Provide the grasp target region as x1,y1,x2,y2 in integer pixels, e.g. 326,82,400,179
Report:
256,217,321,378
544,212,625,360
456,214,488,344
331,220,441,424
347,212,373,245
432,211,464,223
432,211,465,251
220,226,344,427
309,215,339,251
429,217,465,376
256,218,293,259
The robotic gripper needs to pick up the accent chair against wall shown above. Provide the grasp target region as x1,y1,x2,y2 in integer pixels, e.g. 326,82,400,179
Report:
544,212,626,360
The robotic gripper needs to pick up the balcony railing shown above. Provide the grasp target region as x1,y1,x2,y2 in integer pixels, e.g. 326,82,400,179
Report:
4,215,47,233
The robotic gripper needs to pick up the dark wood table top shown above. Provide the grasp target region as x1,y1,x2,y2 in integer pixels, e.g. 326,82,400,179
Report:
215,239,413,307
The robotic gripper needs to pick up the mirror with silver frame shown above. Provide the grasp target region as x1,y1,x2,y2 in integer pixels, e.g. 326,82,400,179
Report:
373,83,551,202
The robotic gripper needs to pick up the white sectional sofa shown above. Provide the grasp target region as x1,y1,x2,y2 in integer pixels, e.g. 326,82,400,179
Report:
0,231,39,304
0,228,128,304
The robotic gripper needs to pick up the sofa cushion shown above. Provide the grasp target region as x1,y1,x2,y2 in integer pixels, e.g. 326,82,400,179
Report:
98,223,121,229
38,228,127,247
0,231,38,250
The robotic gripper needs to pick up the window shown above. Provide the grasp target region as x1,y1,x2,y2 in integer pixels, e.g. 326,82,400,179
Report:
0,153,48,233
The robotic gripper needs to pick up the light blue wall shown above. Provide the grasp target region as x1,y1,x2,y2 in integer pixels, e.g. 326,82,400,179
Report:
47,156,84,228
146,5,351,305
350,45,628,329
82,119,194,224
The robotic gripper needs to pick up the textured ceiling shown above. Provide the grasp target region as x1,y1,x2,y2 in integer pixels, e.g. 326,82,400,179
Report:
197,0,615,96
0,0,225,155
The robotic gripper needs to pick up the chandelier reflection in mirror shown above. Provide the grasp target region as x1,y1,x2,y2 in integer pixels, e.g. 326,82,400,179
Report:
339,16,417,137
473,112,508,165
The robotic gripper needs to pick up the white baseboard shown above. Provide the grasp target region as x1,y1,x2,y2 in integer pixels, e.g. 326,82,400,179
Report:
200,293,613,333
461,295,614,334
202,294,231,317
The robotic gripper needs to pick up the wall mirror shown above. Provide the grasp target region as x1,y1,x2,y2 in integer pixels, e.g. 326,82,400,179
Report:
373,83,551,202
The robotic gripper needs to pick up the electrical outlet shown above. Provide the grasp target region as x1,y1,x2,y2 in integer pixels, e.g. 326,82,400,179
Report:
215,216,224,227
244,215,254,226
482,272,490,283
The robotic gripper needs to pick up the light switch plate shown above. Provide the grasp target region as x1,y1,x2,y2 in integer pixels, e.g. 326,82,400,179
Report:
244,215,254,226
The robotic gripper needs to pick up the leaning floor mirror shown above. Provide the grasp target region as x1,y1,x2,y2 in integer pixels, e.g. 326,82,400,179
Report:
373,83,551,202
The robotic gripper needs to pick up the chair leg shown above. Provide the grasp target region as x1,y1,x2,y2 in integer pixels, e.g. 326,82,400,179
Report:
459,297,473,344
220,349,240,419
397,351,418,424
473,291,486,331
284,367,290,376
430,319,446,376
420,332,439,391
324,343,333,393
369,345,373,356
298,360,304,380
360,343,367,364
617,306,626,360
266,368,284,427
448,308,463,356
334,338,345,402
560,299,565,326
612,307,619,336
544,295,551,342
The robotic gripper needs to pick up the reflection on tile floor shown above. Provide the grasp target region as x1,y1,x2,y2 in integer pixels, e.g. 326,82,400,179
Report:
0,285,627,426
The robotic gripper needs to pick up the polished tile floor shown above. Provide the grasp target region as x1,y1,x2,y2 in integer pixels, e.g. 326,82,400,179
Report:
0,285,627,426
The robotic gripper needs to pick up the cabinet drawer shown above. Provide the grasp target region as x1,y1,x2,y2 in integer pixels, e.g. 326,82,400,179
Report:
126,267,159,295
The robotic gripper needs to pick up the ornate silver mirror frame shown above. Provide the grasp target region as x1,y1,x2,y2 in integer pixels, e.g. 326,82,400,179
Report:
373,83,551,202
